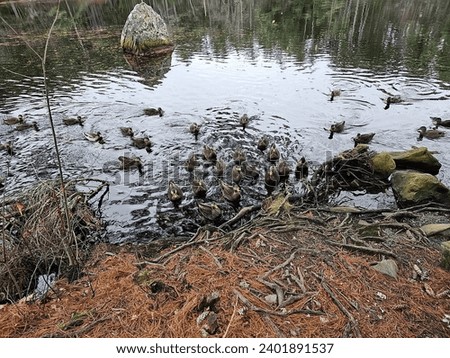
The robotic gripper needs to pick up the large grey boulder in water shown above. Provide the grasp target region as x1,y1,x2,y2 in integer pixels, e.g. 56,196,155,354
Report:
121,2,174,56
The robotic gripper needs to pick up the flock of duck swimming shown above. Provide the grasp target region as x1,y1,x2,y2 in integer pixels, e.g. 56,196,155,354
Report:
1,92,449,222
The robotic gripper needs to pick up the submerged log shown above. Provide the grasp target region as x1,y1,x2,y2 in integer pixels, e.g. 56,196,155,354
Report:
121,2,174,56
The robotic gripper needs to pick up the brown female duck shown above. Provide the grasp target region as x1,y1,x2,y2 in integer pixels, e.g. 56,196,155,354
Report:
185,153,198,172
118,155,143,174
120,127,134,137
189,122,200,140
84,131,104,144
328,120,345,139
265,165,280,194
198,202,222,222
219,180,241,205
0,141,14,155
239,114,249,130
168,180,183,206
295,157,308,180
144,107,164,116
132,136,152,152
277,160,291,181
215,158,226,178
267,143,280,162
353,132,375,147
431,117,450,128
16,121,40,132
233,148,246,164
417,126,445,140
63,116,85,126
203,145,217,162
257,136,269,152
3,114,24,125
192,178,207,199
232,165,243,184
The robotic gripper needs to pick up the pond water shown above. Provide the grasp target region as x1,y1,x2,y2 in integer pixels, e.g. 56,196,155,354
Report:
1,0,450,243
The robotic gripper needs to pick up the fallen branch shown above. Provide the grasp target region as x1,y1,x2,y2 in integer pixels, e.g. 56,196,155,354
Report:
326,240,397,258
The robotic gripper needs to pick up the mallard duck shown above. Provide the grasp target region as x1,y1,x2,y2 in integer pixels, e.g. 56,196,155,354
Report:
431,117,450,128
417,126,445,140
203,145,217,162
120,127,134,137
265,165,280,194
384,95,402,110
241,161,259,182
0,141,14,155
215,159,226,178
84,131,104,144
132,136,152,152
185,153,198,172
277,160,291,181
328,120,345,139
233,148,246,164
16,121,40,132
198,202,222,222
330,89,341,101
63,116,84,126
189,122,200,140
295,157,308,180
353,132,375,147
267,143,280,162
144,107,164,116
232,165,243,184
240,114,249,130
219,180,241,205
168,180,183,206
257,136,269,152
118,155,143,174
192,178,207,198
3,114,24,125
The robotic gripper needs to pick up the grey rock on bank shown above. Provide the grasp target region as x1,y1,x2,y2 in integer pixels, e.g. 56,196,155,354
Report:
121,2,174,56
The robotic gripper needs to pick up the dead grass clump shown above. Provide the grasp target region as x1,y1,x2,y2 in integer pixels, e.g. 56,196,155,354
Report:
0,179,106,303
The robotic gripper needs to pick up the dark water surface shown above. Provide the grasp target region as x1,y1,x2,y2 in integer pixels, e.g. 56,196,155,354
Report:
1,0,450,242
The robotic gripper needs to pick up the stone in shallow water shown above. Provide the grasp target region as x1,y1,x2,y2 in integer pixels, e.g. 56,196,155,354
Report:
390,170,450,208
121,2,174,56
387,147,441,175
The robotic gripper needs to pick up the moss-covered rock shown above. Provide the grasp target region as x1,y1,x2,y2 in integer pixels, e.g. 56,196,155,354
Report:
390,170,450,208
441,241,450,271
121,2,174,56
387,147,441,175
370,152,396,178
